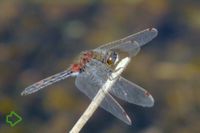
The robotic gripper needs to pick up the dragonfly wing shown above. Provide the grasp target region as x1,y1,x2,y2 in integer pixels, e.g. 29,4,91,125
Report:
110,77,154,107
112,41,140,57
95,40,140,57
21,69,74,96
75,60,131,125
97,28,158,50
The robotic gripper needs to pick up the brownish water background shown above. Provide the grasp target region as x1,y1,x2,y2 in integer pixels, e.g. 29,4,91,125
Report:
0,0,200,133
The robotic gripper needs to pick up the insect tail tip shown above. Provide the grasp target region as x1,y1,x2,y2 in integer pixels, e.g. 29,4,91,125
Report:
21,91,27,96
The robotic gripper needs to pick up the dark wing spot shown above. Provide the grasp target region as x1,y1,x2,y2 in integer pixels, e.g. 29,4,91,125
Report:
148,28,153,31
145,91,150,97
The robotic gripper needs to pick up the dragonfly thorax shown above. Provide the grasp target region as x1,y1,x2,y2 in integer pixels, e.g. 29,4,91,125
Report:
70,50,119,73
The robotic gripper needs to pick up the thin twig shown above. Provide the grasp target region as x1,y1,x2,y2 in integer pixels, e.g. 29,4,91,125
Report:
69,57,131,133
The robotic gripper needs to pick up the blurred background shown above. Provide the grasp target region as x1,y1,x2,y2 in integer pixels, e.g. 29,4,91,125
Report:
0,0,200,133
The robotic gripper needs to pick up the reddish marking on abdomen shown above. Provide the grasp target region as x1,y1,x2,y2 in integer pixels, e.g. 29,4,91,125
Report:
71,64,81,72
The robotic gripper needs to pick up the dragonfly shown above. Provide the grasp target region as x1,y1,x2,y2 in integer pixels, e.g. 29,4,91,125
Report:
21,28,158,125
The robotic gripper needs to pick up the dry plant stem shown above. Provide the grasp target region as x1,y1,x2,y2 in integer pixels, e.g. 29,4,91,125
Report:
69,57,131,133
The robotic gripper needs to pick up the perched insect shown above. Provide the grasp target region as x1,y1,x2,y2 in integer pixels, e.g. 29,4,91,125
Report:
21,28,158,125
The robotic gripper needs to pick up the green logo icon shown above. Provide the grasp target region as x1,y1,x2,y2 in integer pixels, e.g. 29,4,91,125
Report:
6,111,22,127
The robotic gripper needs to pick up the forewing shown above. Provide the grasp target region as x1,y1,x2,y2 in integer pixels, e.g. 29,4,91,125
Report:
110,77,154,107
21,69,73,96
75,60,131,125
95,41,140,58
98,28,158,50
111,41,141,57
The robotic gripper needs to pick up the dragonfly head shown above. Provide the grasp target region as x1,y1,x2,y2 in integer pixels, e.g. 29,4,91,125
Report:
106,51,119,66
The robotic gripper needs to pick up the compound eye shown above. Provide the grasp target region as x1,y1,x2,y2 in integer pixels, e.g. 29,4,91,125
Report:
106,57,114,65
